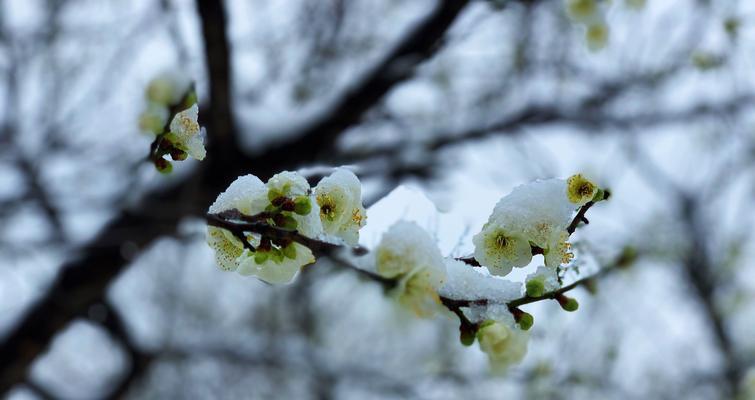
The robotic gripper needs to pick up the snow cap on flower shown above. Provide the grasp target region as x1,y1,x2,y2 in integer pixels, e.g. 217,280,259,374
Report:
472,222,532,277
266,171,322,238
146,70,192,106
168,104,206,160
525,266,561,297
209,174,269,216
473,179,576,275
492,179,574,248
267,171,310,198
375,221,446,317
313,168,366,246
566,173,598,206
207,175,268,273
476,311,529,373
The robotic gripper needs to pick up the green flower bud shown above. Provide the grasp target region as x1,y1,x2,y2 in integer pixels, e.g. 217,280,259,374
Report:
282,243,297,260
558,295,579,312
271,249,284,264
293,196,312,215
526,279,545,298
277,215,298,230
155,158,172,174
170,148,188,161
182,89,198,109
268,189,283,203
254,250,269,264
592,188,606,202
517,312,534,331
459,326,476,346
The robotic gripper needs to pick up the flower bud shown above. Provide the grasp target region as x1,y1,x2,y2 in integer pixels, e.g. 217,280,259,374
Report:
557,294,579,312
526,279,545,298
254,250,269,264
155,158,172,174
170,148,188,161
274,214,298,230
294,196,312,215
517,312,534,331
282,243,297,259
459,324,476,346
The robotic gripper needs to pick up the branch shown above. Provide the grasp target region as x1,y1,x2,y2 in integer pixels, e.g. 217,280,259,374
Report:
247,0,470,178
196,0,237,151
0,185,189,395
336,93,755,165
205,198,610,326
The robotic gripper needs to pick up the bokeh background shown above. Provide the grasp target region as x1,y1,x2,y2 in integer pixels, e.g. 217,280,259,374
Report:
1,0,754,399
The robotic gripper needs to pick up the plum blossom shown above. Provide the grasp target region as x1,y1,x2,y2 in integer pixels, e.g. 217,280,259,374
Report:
313,168,366,246
375,221,446,317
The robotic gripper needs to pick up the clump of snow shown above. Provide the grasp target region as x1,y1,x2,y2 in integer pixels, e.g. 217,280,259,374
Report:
208,174,268,215
439,258,522,303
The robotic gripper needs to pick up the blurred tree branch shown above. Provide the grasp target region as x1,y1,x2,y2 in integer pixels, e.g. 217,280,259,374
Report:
0,0,473,395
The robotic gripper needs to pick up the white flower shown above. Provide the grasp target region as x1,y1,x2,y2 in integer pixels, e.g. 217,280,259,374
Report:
492,179,574,248
313,168,366,246
138,102,168,135
473,179,579,275
566,173,598,206
146,71,192,105
207,174,317,283
168,104,206,160
236,243,315,284
543,230,574,268
207,175,268,273
267,170,311,198
472,222,532,277
477,315,529,373
266,171,322,239
207,226,245,272
525,265,560,297
375,221,446,317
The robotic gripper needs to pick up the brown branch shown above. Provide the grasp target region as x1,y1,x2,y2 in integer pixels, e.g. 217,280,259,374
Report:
196,0,237,151
336,93,755,165
247,0,471,178
0,1,470,395
205,202,612,321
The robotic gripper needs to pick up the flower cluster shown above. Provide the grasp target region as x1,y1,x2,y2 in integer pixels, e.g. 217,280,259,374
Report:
206,171,607,373
207,168,366,284
138,71,205,173
473,175,598,277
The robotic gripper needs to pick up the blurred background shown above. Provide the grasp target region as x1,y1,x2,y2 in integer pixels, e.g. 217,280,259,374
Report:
1,0,754,399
